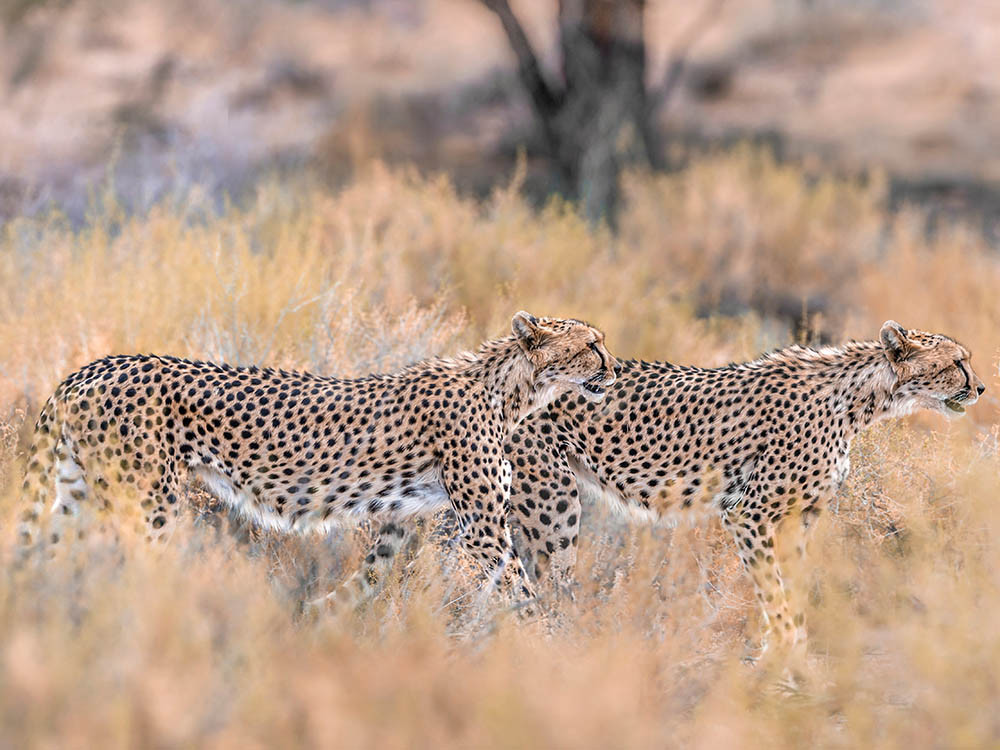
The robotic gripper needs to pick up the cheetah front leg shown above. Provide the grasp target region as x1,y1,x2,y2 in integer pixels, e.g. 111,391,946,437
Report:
722,488,807,665
439,453,537,606
507,443,582,596
772,504,824,660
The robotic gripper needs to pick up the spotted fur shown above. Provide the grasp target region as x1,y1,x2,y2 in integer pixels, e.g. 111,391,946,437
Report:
363,322,985,656
17,312,619,600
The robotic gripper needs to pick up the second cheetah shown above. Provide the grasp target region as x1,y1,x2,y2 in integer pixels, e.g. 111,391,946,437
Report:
361,321,985,656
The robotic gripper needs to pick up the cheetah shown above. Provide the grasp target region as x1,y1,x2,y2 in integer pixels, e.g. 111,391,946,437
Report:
16,312,619,599
361,321,985,656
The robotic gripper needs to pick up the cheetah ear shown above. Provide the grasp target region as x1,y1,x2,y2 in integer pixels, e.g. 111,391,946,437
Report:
880,320,912,364
512,311,545,352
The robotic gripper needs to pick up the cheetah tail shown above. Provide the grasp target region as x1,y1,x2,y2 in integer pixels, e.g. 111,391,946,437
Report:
14,396,60,562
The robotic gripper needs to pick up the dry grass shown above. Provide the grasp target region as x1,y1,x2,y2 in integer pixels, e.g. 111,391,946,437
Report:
1,151,999,748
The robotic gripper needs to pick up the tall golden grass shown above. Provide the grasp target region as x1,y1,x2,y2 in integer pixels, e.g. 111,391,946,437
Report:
1,151,998,747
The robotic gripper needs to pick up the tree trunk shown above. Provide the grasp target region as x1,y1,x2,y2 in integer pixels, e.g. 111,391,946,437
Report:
481,0,710,225
554,0,657,225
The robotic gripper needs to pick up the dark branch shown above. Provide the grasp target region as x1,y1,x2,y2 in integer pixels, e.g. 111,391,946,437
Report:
479,0,562,120
648,0,726,115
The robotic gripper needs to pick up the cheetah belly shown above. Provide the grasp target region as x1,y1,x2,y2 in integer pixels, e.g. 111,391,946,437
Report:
192,465,450,534
567,454,659,523
569,452,757,525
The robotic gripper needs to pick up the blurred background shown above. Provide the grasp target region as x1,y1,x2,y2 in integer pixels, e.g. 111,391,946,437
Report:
2,1,1000,747
4,0,1000,337
3,0,1000,226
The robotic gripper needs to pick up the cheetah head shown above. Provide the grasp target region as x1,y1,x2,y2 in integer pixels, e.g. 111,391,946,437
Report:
880,320,986,417
512,311,620,402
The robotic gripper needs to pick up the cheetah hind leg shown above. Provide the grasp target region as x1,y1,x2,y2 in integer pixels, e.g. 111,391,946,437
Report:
305,520,418,613
39,435,112,561
31,437,113,563
16,427,58,566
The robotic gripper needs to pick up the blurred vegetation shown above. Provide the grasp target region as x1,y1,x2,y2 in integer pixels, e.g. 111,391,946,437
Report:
4,0,1000,232
1,150,998,747
0,0,65,27
1,0,998,745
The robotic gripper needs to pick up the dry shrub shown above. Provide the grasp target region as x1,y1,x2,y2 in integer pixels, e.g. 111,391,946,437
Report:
620,146,888,330
0,409,24,492
1,149,999,747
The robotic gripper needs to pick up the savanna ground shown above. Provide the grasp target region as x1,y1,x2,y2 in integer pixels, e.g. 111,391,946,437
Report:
1,150,999,747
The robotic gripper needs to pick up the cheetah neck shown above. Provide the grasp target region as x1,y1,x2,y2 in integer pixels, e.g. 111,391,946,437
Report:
468,336,546,429
803,342,905,437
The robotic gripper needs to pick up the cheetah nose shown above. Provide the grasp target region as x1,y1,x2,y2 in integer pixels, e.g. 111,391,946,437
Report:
977,384,986,396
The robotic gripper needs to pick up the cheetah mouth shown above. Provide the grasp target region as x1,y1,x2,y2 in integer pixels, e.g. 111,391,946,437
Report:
579,375,611,400
943,397,966,414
